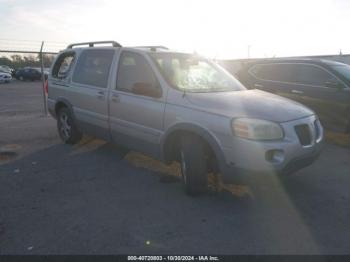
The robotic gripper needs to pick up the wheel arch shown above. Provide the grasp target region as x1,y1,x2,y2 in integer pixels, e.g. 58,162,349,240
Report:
161,123,226,173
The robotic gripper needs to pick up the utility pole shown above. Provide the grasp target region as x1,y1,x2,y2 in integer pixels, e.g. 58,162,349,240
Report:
39,41,48,116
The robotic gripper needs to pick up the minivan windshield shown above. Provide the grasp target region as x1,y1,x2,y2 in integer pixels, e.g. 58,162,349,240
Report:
150,53,245,92
331,64,350,82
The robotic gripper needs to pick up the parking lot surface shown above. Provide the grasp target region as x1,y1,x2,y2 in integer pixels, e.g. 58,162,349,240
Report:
0,81,350,254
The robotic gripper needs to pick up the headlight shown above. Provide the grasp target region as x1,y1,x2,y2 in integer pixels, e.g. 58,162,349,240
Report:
232,118,284,140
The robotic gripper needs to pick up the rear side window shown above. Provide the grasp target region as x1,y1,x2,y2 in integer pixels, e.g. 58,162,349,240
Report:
73,49,114,88
250,64,294,82
52,52,75,79
250,63,339,87
291,64,338,87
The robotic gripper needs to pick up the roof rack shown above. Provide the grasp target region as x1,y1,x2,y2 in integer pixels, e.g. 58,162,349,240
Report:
134,46,169,51
67,41,122,49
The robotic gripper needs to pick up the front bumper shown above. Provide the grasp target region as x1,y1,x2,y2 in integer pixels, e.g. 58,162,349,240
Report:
219,115,324,180
0,77,12,82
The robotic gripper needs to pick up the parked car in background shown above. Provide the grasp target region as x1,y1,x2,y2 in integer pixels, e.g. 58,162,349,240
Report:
33,67,50,78
0,72,12,83
15,67,42,81
44,68,50,80
0,65,14,75
0,68,11,75
48,41,323,195
236,59,350,133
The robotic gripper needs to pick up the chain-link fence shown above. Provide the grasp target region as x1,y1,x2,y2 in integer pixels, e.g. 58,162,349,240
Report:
0,39,68,115
0,39,67,69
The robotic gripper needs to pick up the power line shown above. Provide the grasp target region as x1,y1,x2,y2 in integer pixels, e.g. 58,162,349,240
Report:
0,41,62,56
0,50,57,55
0,38,67,44
0,39,67,54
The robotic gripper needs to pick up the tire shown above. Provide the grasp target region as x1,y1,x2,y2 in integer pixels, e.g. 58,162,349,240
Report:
179,134,208,196
346,117,350,134
19,76,24,81
57,107,82,144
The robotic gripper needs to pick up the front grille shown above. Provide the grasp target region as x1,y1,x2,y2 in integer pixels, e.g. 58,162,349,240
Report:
295,124,312,146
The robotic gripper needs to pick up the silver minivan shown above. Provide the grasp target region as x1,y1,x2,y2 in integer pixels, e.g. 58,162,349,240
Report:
48,41,324,195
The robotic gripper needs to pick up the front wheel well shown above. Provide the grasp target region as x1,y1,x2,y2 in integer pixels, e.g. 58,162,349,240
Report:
163,130,219,173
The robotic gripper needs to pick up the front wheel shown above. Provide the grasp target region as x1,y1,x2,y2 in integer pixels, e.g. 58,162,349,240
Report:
346,118,350,133
180,135,208,196
57,107,82,144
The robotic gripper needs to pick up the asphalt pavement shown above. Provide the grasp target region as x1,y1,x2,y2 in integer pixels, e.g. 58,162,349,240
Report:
0,81,349,254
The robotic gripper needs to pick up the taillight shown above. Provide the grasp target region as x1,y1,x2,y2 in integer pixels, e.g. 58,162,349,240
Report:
44,79,48,95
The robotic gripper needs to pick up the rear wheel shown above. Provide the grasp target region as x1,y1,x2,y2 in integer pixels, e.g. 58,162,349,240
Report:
19,76,24,81
346,117,350,133
180,135,208,196
57,107,82,144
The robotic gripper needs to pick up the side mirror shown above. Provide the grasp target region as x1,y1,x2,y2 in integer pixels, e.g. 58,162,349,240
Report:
132,82,162,98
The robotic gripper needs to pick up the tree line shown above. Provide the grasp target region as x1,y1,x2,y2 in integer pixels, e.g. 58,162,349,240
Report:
0,54,55,69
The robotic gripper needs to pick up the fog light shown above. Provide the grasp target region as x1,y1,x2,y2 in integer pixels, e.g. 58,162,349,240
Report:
265,149,284,163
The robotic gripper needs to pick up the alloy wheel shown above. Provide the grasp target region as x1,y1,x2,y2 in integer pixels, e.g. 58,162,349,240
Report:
180,150,187,184
59,112,71,140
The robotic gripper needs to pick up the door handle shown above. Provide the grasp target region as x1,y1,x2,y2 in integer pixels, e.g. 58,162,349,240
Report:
96,90,105,99
254,84,263,88
291,89,304,94
111,93,120,102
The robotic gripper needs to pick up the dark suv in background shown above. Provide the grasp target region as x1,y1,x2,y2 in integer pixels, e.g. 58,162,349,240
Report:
15,67,42,81
236,59,350,133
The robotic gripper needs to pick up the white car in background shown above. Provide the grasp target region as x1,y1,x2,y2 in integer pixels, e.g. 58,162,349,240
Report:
0,72,12,83
0,65,14,74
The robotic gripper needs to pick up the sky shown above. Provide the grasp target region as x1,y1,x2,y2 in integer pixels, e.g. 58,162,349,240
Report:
0,0,349,59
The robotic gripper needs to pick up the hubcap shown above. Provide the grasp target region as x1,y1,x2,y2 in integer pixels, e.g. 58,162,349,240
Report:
180,151,187,184
59,113,71,140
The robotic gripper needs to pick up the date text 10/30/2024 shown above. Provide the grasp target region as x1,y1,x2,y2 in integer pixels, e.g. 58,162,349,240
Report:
127,256,220,261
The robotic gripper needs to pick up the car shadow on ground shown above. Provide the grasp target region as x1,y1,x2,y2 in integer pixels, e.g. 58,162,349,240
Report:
0,140,259,254
0,139,349,254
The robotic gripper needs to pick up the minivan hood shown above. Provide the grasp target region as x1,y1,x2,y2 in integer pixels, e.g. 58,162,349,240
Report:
185,89,314,122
